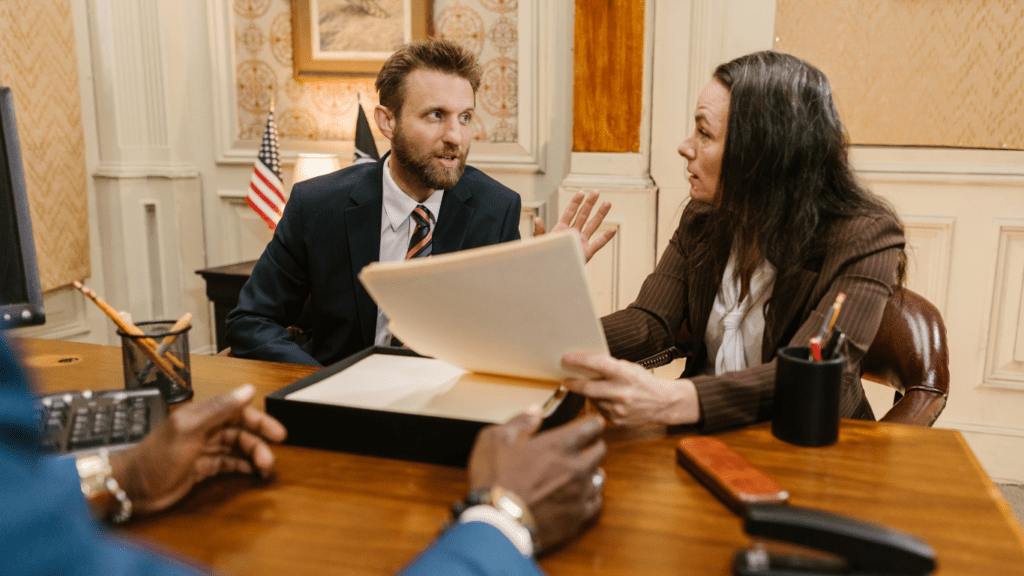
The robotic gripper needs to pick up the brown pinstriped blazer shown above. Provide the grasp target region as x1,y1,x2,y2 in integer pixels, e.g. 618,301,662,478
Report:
601,201,906,432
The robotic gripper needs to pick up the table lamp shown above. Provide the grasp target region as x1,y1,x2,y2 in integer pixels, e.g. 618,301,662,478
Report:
292,153,342,185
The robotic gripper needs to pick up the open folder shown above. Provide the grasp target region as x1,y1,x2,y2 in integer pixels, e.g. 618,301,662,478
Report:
358,230,610,382
267,232,608,465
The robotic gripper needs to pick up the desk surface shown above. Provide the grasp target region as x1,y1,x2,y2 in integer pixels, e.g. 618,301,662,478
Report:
14,337,1024,576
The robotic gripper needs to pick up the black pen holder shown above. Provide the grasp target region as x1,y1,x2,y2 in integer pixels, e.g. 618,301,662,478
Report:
118,320,193,404
771,346,842,447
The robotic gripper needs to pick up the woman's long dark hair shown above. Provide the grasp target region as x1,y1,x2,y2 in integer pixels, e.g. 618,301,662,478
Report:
700,51,904,295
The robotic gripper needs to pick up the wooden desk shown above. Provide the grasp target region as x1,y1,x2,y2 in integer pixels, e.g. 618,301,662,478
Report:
14,337,1024,576
195,260,257,352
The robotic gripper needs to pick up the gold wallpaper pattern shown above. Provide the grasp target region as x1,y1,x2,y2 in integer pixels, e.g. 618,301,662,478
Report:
234,0,519,145
775,0,1024,150
0,0,90,291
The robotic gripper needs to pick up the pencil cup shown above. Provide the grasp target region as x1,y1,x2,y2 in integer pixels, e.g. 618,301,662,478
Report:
119,320,193,404
771,346,842,447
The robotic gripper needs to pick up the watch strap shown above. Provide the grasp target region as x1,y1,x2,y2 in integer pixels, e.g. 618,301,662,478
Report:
76,449,132,524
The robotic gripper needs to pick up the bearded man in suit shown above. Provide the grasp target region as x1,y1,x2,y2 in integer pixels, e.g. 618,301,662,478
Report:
227,39,612,366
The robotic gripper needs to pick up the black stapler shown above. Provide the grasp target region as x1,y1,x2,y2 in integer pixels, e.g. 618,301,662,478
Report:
734,504,937,576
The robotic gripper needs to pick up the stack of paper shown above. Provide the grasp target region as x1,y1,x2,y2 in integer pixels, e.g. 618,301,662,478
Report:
358,231,609,382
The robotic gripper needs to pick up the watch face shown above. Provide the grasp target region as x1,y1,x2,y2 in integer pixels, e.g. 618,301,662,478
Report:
76,454,113,497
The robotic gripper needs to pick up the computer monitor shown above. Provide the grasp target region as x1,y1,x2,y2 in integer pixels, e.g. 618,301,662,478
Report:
0,86,45,329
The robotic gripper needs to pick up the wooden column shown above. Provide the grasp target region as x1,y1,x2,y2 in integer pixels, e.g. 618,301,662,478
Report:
572,0,646,153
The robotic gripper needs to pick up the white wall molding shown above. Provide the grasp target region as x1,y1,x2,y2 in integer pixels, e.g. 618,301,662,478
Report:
215,188,274,265
568,153,654,185
561,173,658,191
519,200,545,239
558,185,657,315
851,146,1024,181
983,220,1024,391
586,220,622,317
941,420,1024,439
89,0,172,160
901,216,954,315
94,162,201,179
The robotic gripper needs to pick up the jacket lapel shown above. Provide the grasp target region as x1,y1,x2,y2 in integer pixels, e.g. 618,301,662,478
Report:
432,183,473,254
689,238,731,352
761,267,819,361
345,162,385,348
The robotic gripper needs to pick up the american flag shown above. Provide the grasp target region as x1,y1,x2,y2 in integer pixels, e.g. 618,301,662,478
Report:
248,107,286,229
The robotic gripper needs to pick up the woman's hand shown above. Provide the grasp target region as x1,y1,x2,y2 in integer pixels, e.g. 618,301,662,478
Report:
561,352,701,427
533,190,616,263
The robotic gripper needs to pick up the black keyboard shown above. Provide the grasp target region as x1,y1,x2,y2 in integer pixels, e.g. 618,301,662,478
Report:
35,388,168,455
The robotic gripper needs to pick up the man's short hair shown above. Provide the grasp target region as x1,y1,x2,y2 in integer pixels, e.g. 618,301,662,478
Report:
375,39,482,117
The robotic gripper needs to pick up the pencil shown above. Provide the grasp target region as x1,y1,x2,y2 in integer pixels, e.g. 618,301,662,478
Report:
72,281,189,388
826,293,846,335
818,292,846,340
157,312,192,351
131,312,192,387
73,281,186,370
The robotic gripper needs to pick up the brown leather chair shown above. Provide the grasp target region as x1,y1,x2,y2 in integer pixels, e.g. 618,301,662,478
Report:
637,287,950,427
860,288,949,426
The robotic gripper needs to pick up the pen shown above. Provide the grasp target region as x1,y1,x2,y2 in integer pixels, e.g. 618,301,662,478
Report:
809,336,822,362
821,328,842,360
817,293,846,341
542,385,569,416
823,330,846,361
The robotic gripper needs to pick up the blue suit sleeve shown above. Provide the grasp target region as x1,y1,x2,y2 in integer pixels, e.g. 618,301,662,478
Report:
398,522,545,576
0,337,208,576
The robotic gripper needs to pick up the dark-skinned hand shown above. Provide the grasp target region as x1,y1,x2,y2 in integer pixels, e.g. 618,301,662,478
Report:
467,405,607,553
109,383,287,516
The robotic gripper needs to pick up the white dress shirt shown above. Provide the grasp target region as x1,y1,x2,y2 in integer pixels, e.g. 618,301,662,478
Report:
704,251,776,375
374,156,444,346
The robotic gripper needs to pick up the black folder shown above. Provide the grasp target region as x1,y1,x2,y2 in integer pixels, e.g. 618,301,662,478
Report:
265,346,583,467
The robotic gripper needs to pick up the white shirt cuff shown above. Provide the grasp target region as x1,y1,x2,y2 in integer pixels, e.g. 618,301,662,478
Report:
458,504,535,557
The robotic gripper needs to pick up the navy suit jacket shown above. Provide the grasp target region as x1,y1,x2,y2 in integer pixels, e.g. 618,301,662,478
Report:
226,155,522,366
0,336,543,576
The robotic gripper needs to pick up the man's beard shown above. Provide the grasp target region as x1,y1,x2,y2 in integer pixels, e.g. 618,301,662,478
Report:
390,124,468,191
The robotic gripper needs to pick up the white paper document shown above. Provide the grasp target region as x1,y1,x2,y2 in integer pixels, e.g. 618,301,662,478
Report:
286,354,559,424
358,231,609,382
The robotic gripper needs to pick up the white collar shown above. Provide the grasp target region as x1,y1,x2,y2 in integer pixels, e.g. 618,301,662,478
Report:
381,155,443,231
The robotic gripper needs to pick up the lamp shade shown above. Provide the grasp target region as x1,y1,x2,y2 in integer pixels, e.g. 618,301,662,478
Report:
293,153,342,185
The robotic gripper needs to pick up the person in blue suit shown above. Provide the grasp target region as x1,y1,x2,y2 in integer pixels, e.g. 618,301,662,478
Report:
0,335,606,575
226,38,613,366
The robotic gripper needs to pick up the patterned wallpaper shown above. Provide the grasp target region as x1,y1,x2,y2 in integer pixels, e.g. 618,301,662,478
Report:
233,0,519,145
0,0,90,291
775,0,1024,150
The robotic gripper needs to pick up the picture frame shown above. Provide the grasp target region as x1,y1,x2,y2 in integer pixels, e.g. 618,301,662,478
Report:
292,0,431,78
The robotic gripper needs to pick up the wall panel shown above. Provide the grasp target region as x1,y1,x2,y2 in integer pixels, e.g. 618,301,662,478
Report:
775,0,1024,150
0,0,90,291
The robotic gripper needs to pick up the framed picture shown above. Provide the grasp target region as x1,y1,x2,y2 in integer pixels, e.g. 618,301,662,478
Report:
292,0,431,78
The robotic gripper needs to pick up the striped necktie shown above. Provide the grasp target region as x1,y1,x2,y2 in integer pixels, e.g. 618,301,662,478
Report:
406,205,432,259
391,205,433,347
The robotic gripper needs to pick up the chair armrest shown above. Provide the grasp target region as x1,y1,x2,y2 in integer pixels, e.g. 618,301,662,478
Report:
879,386,947,426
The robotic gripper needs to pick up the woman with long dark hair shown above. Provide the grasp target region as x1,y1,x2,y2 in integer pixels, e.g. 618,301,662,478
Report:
562,51,906,431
